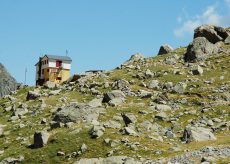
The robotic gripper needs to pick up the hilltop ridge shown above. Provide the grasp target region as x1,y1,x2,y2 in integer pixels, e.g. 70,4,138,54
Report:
0,25,230,163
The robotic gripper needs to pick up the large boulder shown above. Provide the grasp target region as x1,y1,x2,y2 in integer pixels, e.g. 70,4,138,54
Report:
103,90,126,103
182,126,216,143
121,113,137,126
33,131,50,148
184,37,219,62
194,25,229,44
26,90,41,100
0,63,18,98
158,44,173,55
53,103,105,123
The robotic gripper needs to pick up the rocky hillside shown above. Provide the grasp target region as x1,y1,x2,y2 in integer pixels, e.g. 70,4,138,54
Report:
0,25,230,164
0,63,18,98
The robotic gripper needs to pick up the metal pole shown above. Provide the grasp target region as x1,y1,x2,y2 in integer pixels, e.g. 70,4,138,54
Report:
24,67,27,85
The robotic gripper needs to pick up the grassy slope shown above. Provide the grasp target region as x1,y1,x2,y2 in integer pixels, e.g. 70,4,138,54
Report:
0,45,229,163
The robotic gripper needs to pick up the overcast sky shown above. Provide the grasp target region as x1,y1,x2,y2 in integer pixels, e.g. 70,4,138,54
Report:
0,0,230,85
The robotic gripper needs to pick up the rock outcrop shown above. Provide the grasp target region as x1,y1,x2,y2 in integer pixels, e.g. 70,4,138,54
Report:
194,25,229,44
0,63,18,98
184,37,219,62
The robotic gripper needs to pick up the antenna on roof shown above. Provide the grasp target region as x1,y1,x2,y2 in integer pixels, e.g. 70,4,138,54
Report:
66,49,68,56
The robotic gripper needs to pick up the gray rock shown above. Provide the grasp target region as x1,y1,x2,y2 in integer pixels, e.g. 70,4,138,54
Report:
158,44,173,55
155,104,172,111
9,115,19,121
124,127,137,136
155,112,167,121
153,92,169,104
194,25,229,44
103,90,125,103
103,120,121,129
81,143,87,153
127,53,145,62
0,63,18,98
148,80,159,89
0,125,6,136
137,90,153,98
192,65,204,75
112,79,129,90
88,98,102,108
26,90,41,100
50,121,64,129
43,81,57,89
121,113,137,126
49,89,61,95
108,98,124,107
182,126,216,142
145,69,154,78
53,103,105,123
13,108,28,117
184,37,219,62
173,82,187,94
1,156,24,164
89,125,105,138
201,156,216,163
164,57,176,65
165,130,175,138
33,131,50,148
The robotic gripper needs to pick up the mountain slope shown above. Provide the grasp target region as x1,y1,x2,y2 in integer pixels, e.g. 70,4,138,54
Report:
0,25,230,163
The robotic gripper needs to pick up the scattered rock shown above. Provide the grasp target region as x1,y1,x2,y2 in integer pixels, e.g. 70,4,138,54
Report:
158,44,173,55
26,90,41,100
148,80,159,89
103,120,121,129
182,126,216,142
0,124,6,136
192,65,204,75
89,125,105,138
88,98,102,108
103,90,125,103
108,98,124,107
155,104,172,111
81,143,87,153
44,81,57,89
145,69,154,78
124,127,138,136
155,112,168,121
121,113,137,126
33,131,50,148
173,82,187,94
